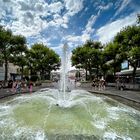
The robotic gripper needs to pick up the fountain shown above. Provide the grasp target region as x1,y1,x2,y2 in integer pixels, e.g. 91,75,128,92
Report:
0,44,140,139
60,43,69,93
57,43,71,107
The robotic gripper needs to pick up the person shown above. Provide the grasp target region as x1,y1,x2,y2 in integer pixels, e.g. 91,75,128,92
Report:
120,78,125,90
99,77,106,91
16,80,21,93
95,78,99,90
8,79,13,88
102,78,106,90
29,81,33,93
11,80,16,93
92,78,95,89
21,80,26,93
115,77,120,90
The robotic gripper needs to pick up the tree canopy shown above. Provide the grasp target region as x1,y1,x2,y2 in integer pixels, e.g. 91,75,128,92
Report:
114,25,140,82
0,26,60,81
28,43,60,80
0,26,15,80
72,40,102,80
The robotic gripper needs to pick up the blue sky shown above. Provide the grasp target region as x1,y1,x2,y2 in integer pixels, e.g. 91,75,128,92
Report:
0,0,140,55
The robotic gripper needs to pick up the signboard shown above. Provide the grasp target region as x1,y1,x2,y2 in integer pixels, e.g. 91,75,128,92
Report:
121,60,129,70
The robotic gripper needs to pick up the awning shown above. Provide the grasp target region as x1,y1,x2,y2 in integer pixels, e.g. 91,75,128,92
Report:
116,68,140,76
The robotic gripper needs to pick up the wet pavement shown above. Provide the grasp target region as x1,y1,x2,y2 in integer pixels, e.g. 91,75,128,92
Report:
88,87,140,103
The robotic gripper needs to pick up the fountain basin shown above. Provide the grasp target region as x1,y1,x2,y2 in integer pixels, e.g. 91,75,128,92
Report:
0,89,140,140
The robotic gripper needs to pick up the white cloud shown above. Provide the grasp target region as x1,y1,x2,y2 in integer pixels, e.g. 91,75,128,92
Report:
98,3,113,11
34,2,44,12
96,13,137,44
0,0,69,37
0,0,11,18
53,14,68,28
51,44,63,52
49,2,64,13
63,32,90,45
64,0,84,16
83,15,97,35
113,0,131,18
64,35,81,43
0,0,84,42
62,12,100,46
35,36,51,46
63,12,101,46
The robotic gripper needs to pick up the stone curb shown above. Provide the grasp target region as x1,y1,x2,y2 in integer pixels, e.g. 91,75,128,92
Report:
0,90,37,100
89,90,140,104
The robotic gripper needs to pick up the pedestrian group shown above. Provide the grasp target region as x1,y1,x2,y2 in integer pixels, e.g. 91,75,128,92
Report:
11,80,33,93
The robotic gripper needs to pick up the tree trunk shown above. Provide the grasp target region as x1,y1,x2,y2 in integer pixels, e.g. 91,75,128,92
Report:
41,69,44,80
21,66,24,80
85,68,88,81
4,58,8,81
30,67,33,76
48,71,51,80
88,63,92,81
89,70,92,81
4,48,8,83
96,64,99,79
132,66,137,84
113,59,116,76
131,60,138,84
103,71,106,80
113,67,116,76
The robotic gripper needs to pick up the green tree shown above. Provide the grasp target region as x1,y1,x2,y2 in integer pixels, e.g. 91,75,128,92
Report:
100,51,110,78
72,40,102,80
10,35,27,79
0,26,13,81
104,42,121,76
114,25,140,83
26,49,35,77
29,43,60,80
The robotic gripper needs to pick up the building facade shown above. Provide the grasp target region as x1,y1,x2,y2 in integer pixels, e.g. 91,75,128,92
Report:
0,62,19,81
117,60,140,86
